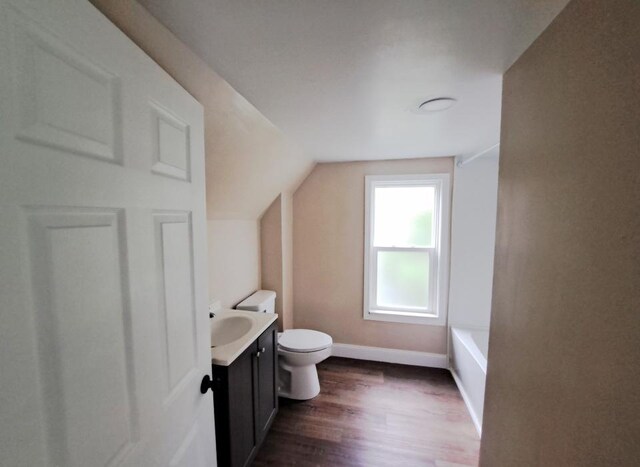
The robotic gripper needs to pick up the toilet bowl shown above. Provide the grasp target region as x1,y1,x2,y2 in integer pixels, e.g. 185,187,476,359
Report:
278,329,332,400
235,290,333,401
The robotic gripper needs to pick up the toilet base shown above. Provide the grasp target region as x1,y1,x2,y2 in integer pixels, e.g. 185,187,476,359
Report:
279,363,320,400
278,346,331,400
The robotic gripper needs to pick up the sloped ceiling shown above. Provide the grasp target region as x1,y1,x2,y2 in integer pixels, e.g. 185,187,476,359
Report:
137,0,569,162
90,0,313,219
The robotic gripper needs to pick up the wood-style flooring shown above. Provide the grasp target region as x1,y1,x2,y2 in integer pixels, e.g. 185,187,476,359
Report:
253,357,480,467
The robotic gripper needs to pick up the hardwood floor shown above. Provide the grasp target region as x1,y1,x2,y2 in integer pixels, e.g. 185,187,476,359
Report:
252,357,480,467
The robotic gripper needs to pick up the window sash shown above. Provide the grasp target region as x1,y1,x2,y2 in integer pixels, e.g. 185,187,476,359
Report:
363,173,450,326
369,246,437,314
372,183,437,249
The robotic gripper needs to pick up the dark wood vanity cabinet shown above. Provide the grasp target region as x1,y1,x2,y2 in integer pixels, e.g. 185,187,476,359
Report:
211,322,278,467
255,324,278,442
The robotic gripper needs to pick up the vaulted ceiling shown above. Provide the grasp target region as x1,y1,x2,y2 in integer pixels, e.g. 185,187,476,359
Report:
137,0,569,162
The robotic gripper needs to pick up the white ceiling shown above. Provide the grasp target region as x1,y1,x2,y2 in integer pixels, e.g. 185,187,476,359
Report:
137,0,569,162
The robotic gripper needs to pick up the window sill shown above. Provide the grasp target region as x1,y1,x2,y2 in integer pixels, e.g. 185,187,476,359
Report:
364,309,445,326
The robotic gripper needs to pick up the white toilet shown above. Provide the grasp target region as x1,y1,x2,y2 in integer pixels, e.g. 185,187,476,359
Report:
236,290,332,400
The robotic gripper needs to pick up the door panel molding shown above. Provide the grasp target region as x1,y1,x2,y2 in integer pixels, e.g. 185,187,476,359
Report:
150,100,191,181
9,7,122,163
169,421,205,467
153,211,199,400
24,206,138,467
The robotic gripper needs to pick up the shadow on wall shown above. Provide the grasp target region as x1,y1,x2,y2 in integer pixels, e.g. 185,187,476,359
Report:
481,0,640,464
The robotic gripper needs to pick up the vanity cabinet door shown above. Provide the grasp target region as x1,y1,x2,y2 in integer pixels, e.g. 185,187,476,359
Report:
211,322,278,467
255,323,279,445
212,344,257,467
229,344,258,467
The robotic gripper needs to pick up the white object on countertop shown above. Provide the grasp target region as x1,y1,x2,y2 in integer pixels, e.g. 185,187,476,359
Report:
209,299,221,314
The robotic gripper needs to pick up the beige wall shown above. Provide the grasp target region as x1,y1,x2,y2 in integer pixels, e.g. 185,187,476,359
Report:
260,196,284,326
280,193,294,330
207,220,260,308
293,158,453,354
481,1,640,465
260,194,295,330
90,0,313,308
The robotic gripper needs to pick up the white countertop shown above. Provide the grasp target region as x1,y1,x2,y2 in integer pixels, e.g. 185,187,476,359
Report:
210,309,278,366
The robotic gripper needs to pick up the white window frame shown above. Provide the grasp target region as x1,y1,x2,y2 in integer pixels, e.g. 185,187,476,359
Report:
363,173,451,326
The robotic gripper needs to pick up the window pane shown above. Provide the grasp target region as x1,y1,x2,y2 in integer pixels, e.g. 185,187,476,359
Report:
376,251,429,309
374,185,435,247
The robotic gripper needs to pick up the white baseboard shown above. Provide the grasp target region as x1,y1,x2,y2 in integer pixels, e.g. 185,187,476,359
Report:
450,369,482,436
331,343,448,369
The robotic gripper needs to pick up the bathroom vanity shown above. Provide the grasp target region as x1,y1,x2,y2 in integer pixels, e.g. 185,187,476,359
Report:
209,310,278,467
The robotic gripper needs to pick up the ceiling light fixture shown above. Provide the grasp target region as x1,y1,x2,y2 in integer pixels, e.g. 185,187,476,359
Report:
416,97,457,113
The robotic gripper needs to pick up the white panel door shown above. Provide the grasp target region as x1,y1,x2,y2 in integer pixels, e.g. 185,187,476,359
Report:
0,0,216,466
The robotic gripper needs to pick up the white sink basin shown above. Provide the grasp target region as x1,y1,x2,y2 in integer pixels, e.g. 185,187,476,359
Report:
210,309,278,366
210,315,253,347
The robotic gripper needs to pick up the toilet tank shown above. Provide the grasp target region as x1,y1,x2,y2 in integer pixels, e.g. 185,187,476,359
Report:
236,290,276,313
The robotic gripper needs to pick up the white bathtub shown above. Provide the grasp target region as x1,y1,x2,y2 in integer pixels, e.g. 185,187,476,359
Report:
450,327,489,435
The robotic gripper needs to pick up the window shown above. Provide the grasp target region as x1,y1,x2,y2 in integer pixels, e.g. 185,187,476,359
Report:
364,174,450,325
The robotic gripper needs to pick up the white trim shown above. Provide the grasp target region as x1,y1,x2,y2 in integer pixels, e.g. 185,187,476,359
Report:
455,143,500,167
451,369,482,436
331,343,448,369
363,173,451,326
451,327,488,373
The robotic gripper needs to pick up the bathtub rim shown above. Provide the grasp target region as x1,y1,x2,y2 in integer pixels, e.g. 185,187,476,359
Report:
451,326,489,374
449,326,490,436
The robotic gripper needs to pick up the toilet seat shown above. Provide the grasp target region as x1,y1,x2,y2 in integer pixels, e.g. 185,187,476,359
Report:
279,329,332,353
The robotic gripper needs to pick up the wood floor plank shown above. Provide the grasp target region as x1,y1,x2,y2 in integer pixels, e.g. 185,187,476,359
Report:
252,357,480,467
